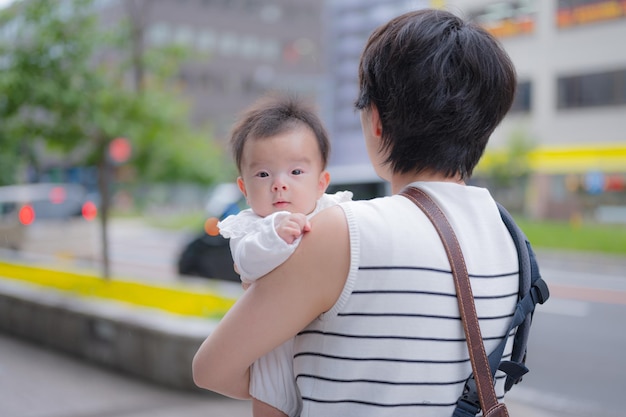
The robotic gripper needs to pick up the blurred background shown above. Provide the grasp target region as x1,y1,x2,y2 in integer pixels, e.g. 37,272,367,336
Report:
0,1,625,416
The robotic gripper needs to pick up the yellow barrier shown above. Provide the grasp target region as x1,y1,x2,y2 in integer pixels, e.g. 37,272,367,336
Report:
528,144,626,174
478,143,626,174
0,262,236,319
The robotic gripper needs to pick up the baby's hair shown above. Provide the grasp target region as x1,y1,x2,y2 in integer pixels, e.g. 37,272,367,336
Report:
230,93,330,173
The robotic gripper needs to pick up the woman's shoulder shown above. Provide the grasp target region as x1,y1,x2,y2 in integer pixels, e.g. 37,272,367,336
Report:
339,193,405,214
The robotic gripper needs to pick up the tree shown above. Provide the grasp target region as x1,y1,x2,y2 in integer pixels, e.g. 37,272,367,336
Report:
0,0,231,277
486,129,536,189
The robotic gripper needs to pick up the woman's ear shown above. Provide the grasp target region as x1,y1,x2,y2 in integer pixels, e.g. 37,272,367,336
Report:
370,105,382,138
236,177,247,198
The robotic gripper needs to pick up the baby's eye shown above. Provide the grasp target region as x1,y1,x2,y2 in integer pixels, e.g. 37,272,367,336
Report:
256,171,269,178
291,169,303,175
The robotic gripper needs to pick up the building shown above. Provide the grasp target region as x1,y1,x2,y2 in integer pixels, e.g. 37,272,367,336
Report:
10,0,623,219
323,0,433,171
457,0,626,220
324,0,626,220
98,0,326,140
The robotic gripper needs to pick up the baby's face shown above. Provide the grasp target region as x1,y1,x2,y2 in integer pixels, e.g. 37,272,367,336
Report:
237,126,329,218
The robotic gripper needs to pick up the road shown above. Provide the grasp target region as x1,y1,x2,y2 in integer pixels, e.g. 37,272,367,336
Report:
3,219,626,417
14,218,194,282
511,258,626,417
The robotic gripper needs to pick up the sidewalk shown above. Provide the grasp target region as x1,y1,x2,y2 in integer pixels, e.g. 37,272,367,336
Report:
3,248,617,417
536,248,626,276
2,331,563,417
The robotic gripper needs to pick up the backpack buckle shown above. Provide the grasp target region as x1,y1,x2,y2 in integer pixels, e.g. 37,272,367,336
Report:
531,278,550,305
455,377,481,415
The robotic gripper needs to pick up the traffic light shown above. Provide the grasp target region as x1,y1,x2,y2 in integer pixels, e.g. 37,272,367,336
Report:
109,137,132,164
18,204,35,225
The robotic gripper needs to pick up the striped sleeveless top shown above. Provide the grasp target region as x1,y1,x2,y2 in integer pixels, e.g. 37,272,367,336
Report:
293,182,519,417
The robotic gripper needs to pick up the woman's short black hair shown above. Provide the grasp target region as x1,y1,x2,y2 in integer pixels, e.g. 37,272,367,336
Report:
230,93,330,173
355,9,517,180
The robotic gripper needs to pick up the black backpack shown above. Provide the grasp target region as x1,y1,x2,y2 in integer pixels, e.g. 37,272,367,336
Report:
453,203,550,417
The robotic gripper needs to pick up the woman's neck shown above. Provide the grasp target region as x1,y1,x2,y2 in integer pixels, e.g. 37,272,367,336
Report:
390,170,465,194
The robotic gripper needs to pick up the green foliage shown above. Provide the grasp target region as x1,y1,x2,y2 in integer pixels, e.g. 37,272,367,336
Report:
0,143,19,184
1,0,99,148
122,87,232,184
484,129,536,188
143,209,207,232
0,0,228,186
515,217,626,255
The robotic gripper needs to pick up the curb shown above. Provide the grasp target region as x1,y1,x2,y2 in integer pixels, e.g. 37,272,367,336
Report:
0,277,217,391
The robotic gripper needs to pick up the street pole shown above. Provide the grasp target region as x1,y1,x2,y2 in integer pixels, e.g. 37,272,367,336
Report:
97,145,111,280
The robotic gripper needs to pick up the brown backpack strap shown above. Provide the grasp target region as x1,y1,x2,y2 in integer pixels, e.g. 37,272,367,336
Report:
400,186,509,417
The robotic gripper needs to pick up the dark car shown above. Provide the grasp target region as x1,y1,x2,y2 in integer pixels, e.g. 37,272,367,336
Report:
177,183,245,282
177,232,239,282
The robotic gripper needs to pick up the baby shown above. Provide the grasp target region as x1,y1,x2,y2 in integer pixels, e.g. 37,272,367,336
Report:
218,94,352,417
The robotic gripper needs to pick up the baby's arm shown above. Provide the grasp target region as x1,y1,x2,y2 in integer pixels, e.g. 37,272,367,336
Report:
229,212,308,282
275,213,310,244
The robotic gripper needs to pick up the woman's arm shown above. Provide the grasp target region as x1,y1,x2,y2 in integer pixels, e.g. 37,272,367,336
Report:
192,205,350,398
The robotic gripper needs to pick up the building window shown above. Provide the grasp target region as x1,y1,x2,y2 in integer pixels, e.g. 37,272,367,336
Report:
557,0,626,28
240,35,259,59
147,22,171,46
469,0,536,38
259,4,283,23
510,80,532,113
218,32,239,56
174,25,195,46
557,68,626,109
261,40,280,61
197,30,217,52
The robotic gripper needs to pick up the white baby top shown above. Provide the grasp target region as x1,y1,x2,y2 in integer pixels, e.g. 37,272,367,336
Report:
218,190,353,283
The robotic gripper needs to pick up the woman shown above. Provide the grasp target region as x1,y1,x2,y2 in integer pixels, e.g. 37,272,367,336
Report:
193,8,519,417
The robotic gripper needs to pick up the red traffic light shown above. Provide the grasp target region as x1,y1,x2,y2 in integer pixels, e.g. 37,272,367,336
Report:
18,204,35,225
109,137,132,163
82,201,98,221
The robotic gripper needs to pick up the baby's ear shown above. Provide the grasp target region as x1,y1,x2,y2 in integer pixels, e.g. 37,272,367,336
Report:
236,177,247,198
318,171,331,196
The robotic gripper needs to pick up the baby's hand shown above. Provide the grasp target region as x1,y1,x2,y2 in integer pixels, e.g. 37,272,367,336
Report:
276,213,311,244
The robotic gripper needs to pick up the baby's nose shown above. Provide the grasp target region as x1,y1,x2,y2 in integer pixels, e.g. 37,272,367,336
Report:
272,182,288,191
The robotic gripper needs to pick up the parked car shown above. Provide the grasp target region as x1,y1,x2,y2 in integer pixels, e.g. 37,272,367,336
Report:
0,199,25,250
0,183,98,251
177,183,246,282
